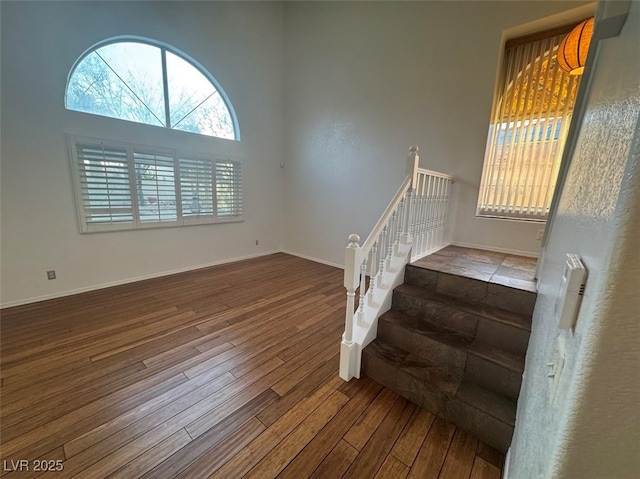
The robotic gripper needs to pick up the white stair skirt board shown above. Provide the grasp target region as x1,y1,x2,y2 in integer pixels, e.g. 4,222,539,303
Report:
339,242,411,381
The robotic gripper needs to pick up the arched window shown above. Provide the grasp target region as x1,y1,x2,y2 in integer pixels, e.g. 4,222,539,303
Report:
66,39,239,140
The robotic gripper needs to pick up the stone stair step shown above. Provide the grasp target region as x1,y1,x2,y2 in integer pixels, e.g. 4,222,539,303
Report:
393,283,531,356
362,339,516,452
395,282,531,331
379,309,525,373
378,310,523,400
404,264,537,316
444,380,516,453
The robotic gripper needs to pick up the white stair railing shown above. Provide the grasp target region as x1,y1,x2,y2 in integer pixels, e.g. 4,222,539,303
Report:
339,146,454,381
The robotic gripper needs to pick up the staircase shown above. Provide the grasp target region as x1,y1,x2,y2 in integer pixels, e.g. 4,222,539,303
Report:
361,245,536,452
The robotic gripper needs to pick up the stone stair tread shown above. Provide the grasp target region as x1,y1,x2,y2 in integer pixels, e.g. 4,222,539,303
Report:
364,338,409,366
363,339,517,428
456,380,516,427
379,309,525,373
380,309,474,347
467,342,524,374
395,282,531,331
364,340,462,395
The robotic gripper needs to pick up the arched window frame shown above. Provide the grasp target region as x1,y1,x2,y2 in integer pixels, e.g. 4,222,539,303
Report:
65,36,241,140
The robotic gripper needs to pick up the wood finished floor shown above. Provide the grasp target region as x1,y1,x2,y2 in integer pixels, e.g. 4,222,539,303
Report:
0,253,503,478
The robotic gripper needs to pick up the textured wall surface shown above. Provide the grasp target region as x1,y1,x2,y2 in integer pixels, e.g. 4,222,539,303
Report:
0,1,285,305
508,3,640,477
281,1,592,265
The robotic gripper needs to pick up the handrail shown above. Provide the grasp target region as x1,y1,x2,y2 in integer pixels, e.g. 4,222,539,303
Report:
361,176,411,254
339,146,455,381
417,167,455,182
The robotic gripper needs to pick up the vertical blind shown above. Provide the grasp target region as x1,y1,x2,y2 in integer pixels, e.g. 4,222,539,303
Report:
70,136,243,232
477,31,581,221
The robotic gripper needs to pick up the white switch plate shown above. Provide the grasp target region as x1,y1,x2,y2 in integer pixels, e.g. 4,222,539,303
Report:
556,254,587,331
547,335,565,404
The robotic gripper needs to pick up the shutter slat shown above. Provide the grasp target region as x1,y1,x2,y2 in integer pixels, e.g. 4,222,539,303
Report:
179,155,216,218
71,137,243,230
75,141,134,228
133,150,178,224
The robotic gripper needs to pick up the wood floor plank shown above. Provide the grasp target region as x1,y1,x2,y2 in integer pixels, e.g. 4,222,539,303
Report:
374,455,410,479
63,371,235,459
343,387,400,451
343,397,415,479
307,439,358,479
257,353,340,427
243,390,350,479
0,253,502,479
1,361,147,428
470,456,502,479
208,376,343,479
2,371,191,459
408,417,456,479
174,418,266,478
106,428,192,479
141,389,278,478
439,429,479,479
391,407,436,467
277,376,383,479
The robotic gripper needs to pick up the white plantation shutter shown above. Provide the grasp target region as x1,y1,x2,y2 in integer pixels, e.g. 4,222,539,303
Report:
215,158,243,218
477,28,581,221
69,135,244,232
73,140,134,232
133,150,178,225
179,156,215,223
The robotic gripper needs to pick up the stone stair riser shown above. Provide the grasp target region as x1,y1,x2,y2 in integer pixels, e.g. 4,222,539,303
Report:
405,265,536,316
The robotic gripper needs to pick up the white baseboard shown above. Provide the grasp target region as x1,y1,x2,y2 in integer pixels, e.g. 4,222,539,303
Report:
1,250,281,309
280,249,344,270
503,447,511,479
450,241,539,258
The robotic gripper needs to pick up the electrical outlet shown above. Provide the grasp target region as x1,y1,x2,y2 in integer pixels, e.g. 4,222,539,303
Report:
536,229,544,241
47,270,56,280
255,240,259,246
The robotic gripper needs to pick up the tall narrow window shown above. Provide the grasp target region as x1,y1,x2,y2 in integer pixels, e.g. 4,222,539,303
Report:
477,26,583,221
66,39,238,140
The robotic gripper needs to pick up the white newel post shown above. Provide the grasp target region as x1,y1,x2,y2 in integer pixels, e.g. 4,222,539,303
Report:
401,146,420,245
340,234,360,381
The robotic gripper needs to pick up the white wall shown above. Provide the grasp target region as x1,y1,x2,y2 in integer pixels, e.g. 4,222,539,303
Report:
508,2,640,477
281,1,591,265
0,1,285,306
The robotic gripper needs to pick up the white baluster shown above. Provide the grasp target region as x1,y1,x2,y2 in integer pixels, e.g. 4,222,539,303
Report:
426,175,435,253
357,259,367,325
441,179,451,247
368,242,378,307
413,176,422,259
377,226,387,287
410,188,419,244
396,199,403,249
386,214,395,270
418,175,427,256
